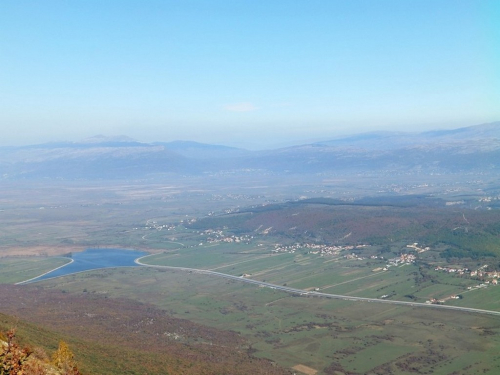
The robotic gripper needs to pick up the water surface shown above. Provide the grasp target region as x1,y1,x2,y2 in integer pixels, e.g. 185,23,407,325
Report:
20,248,147,284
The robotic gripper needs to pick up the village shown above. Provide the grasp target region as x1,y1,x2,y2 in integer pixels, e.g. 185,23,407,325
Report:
272,243,369,256
143,220,500,307
434,263,499,283
199,229,253,244
406,243,430,253
144,220,177,231
424,277,499,305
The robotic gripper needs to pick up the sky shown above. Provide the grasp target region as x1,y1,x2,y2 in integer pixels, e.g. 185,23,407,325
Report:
1,0,499,149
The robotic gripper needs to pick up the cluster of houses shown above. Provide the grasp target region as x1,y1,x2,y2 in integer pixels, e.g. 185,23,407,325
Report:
200,229,252,244
434,266,469,275
272,243,369,256
467,280,498,289
434,264,499,282
344,252,365,260
426,289,470,305
387,253,416,267
426,279,499,305
144,221,177,231
181,218,198,224
426,295,462,305
471,266,500,279
341,244,421,266
478,196,500,203
344,253,385,261
406,243,430,253
426,265,500,305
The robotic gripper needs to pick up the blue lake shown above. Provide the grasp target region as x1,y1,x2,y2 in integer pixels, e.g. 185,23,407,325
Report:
22,248,147,284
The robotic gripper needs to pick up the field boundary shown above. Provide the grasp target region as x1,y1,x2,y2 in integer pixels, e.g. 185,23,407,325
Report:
136,255,500,317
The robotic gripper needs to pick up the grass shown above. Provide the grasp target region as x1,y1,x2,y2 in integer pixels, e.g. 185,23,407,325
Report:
0,257,70,284
339,341,415,373
448,285,500,310
0,312,172,375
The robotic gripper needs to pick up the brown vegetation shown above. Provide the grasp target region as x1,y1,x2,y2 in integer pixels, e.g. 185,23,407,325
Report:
1,329,81,375
292,364,318,375
0,285,291,375
0,246,86,258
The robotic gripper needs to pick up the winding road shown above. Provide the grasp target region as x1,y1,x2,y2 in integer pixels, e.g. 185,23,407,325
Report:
135,256,500,317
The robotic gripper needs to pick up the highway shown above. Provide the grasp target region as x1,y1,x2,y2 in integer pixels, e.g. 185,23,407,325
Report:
135,257,500,317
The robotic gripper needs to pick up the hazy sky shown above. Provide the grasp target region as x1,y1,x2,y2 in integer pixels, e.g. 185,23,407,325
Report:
1,1,499,149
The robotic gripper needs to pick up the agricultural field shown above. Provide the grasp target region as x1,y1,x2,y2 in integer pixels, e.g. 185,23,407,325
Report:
0,257,70,284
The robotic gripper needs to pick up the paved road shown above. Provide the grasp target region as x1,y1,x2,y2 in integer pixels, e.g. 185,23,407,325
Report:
135,257,500,317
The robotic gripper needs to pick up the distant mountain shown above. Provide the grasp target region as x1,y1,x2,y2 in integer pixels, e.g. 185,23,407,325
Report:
235,122,500,174
315,122,500,151
155,141,251,159
0,122,499,179
0,136,197,179
80,134,138,144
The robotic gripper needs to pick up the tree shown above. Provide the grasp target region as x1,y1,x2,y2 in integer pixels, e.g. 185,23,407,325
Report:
52,341,81,375
1,330,81,375
0,329,30,375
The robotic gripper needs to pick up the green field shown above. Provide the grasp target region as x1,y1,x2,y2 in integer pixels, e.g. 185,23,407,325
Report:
0,257,70,284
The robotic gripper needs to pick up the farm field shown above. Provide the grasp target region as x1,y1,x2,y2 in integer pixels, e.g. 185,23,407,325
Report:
136,230,499,309
0,257,70,284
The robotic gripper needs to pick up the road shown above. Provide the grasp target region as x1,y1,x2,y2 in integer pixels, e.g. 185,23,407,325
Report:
135,256,500,317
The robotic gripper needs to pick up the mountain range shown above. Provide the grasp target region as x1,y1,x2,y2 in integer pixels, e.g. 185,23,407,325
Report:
1,122,499,179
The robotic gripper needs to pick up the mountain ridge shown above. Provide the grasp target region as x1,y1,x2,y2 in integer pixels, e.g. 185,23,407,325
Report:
1,122,499,179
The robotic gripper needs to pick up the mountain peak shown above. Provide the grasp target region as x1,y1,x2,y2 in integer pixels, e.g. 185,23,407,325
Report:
79,135,138,144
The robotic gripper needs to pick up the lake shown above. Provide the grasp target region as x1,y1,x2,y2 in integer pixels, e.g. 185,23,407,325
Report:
19,248,148,284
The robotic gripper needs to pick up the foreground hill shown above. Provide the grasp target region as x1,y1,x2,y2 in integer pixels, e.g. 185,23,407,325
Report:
0,122,499,179
0,285,290,375
1,329,81,375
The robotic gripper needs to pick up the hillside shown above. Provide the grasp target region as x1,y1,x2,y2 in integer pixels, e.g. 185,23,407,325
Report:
1,329,80,375
0,285,291,375
188,197,500,259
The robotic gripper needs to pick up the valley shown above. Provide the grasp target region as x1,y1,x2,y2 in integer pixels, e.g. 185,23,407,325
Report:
2,1,498,372
2,177,500,374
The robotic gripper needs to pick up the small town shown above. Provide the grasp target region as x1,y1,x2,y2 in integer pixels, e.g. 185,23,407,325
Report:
272,243,369,256
200,229,253,244
406,243,429,253
144,220,177,231
434,264,500,281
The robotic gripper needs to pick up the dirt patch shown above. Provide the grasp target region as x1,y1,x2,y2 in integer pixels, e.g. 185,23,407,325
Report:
0,245,159,258
0,245,86,257
292,364,317,375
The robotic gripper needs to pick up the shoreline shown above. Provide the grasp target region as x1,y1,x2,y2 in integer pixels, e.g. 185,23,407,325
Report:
15,248,148,285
